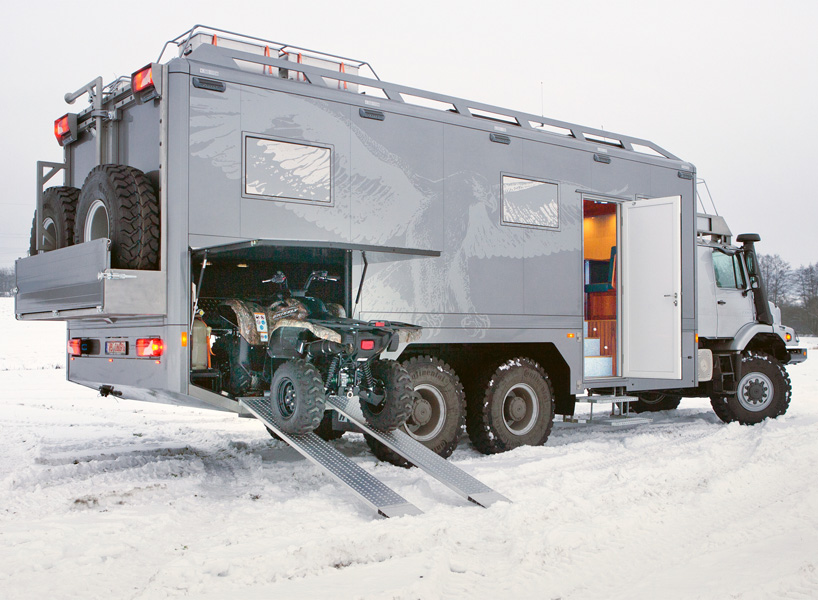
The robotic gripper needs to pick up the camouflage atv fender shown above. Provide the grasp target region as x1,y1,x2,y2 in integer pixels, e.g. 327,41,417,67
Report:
222,299,269,345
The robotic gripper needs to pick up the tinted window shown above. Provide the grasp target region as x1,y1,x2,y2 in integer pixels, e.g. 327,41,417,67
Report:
502,176,559,229
245,137,331,203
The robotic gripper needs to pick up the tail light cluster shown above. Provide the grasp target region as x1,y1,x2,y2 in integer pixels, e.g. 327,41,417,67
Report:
136,338,165,357
54,113,78,146
131,63,162,104
68,337,164,358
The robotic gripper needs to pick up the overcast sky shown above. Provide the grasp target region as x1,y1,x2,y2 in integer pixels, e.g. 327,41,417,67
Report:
1,0,815,268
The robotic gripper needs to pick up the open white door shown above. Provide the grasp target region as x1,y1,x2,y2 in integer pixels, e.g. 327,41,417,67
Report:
622,196,682,379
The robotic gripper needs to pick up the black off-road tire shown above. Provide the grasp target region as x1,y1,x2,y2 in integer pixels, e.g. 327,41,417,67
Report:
269,359,325,435
630,392,682,413
211,336,253,397
29,186,79,254
710,351,791,425
75,165,160,269
360,360,414,432
365,356,465,468
466,357,555,455
314,411,345,441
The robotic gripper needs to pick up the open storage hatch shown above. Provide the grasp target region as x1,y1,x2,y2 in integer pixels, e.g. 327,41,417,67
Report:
15,238,166,320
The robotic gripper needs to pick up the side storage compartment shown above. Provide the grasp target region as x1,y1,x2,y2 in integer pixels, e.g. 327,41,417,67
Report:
15,238,166,320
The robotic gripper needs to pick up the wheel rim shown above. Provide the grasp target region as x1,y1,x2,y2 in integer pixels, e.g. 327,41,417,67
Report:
41,217,56,251
640,392,666,405
275,378,297,420
405,384,446,442
84,199,109,241
502,383,539,436
737,371,774,412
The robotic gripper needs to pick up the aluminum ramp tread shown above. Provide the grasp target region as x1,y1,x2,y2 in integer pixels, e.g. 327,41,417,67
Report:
326,395,510,508
240,397,422,518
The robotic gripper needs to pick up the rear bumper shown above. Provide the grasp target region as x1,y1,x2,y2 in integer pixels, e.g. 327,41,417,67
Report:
786,347,808,364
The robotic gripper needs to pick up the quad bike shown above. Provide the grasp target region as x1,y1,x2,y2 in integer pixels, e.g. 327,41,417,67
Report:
211,270,422,435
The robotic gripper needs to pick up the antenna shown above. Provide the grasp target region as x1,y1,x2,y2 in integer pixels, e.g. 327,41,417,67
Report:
540,81,544,117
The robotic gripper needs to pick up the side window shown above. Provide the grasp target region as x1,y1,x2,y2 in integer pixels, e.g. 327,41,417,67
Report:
712,250,746,289
502,176,559,229
245,136,332,204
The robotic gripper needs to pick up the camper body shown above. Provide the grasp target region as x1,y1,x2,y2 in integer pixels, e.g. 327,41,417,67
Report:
15,27,806,461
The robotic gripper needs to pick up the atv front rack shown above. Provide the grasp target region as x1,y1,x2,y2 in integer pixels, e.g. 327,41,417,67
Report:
239,395,509,517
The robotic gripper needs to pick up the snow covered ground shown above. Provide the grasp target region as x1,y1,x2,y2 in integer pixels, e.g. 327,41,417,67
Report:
1,297,816,600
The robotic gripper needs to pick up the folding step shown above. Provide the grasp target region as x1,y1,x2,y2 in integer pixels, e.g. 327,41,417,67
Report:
326,394,510,508
583,338,601,357
240,397,423,518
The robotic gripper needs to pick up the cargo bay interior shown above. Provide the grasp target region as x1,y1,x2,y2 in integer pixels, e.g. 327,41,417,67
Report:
583,199,619,378
189,245,350,393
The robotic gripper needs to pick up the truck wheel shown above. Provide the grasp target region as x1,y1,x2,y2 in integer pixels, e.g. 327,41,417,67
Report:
630,392,682,413
360,360,413,431
29,187,79,254
269,359,325,435
364,356,465,467
75,165,160,269
212,336,252,397
466,357,555,455
710,351,791,425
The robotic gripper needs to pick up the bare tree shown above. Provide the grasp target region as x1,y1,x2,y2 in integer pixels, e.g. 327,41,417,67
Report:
757,254,792,305
0,267,14,297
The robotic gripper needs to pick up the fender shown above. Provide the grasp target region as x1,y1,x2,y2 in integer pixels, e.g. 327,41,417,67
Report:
717,322,776,353
221,299,267,345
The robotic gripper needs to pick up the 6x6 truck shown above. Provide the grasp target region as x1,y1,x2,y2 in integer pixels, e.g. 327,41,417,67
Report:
16,26,807,470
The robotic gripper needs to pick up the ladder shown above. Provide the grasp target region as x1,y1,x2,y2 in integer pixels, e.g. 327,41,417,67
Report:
240,396,509,518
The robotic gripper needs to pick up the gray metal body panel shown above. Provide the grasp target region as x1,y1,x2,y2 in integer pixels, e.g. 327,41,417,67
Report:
19,30,703,407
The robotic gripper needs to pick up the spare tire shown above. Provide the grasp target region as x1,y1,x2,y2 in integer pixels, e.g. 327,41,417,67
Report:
29,186,79,254
75,165,160,269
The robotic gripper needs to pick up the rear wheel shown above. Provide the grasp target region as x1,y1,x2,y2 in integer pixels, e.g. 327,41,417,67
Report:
365,356,465,467
710,351,790,425
360,360,413,432
75,165,159,269
630,392,681,413
29,187,79,254
466,357,555,455
269,359,325,435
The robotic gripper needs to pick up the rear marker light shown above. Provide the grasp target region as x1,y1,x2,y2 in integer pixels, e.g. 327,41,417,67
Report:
374,322,386,327
136,338,164,357
360,340,375,351
131,63,162,103
54,113,78,146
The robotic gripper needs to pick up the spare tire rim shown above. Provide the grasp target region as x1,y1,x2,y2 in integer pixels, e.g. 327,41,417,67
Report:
85,199,109,242
737,371,773,412
405,384,446,442
41,217,56,252
502,382,539,435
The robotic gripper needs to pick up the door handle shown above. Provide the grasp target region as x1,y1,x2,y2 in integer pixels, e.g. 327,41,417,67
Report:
718,300,726,305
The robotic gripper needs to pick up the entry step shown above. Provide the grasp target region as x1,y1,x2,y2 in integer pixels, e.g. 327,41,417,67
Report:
560,415,651,427
575,395,634,404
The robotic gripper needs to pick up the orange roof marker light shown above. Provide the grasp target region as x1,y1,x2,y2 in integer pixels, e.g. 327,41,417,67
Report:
131,64,162,104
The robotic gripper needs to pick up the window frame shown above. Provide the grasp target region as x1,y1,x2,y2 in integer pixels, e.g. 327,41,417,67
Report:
712,249,747,290
242,133,335,207
500,173,561,231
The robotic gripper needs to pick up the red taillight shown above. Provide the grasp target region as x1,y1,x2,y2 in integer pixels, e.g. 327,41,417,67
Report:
54,113,77,146
132,66,154,93
68,338,82,355
374,322,386,327
136,338,164,357
360,340,375,351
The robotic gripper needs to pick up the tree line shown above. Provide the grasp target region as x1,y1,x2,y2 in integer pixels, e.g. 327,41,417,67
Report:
0,267,14,297
758,255,818,335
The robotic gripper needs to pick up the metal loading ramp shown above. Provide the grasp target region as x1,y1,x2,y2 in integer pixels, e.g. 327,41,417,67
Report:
240,395,509,517
326,395,510,508
240,397,422,518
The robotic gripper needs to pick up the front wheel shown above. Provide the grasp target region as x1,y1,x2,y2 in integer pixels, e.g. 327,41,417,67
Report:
710,351,791,425
269,359,325,435
359,360,414,431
